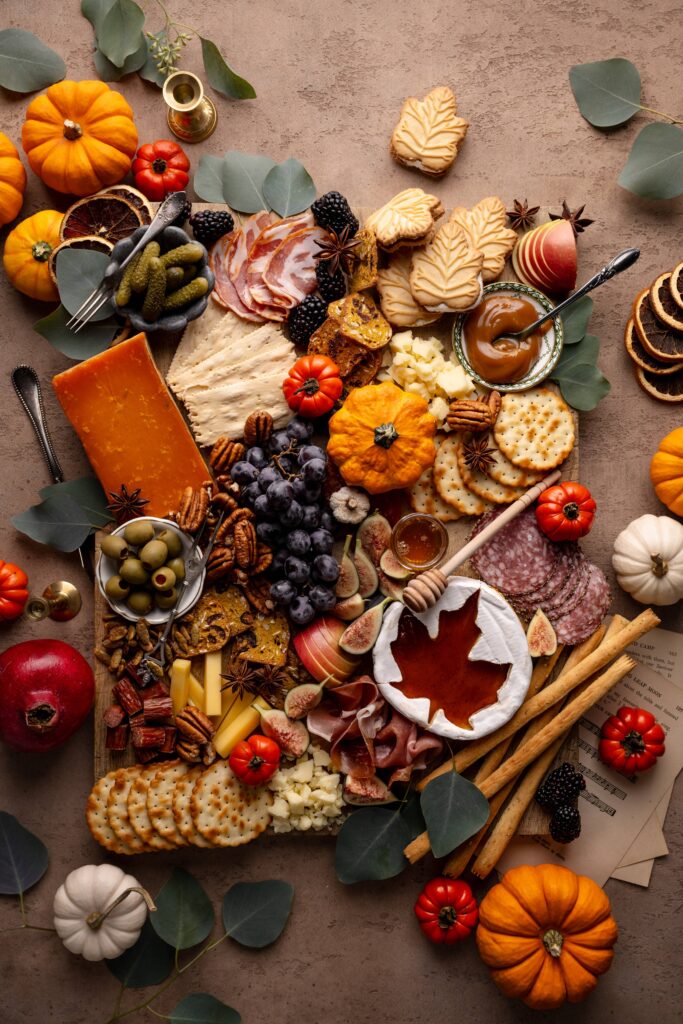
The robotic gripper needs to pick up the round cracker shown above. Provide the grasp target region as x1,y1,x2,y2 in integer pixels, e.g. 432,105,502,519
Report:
147,761,191,847
127,767,177,851
190,760,271,848
107,767,150,854
173,766,213,847
493,388,575,471
456,435,527,505
410,435,462,521
484,435,545,487
86,772,131,855
433,434,491,516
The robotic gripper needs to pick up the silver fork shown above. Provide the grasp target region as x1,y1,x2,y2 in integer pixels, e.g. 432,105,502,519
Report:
66,190,189,333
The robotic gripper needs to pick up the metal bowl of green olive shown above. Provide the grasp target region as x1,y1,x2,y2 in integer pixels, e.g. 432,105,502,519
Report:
110,225,215,336
96,517,205,624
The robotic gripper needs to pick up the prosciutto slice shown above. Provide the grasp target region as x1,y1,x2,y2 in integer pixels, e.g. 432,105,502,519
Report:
263,226,329,306
210,231,263,322
228,211,273,318
246,211,314,310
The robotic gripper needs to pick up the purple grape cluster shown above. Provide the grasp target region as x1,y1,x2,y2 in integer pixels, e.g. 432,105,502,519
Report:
230,417,339,625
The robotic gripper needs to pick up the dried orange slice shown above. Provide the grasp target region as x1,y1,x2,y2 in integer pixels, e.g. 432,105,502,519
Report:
650,272,683,331
624,317,683,375
633,288,683,363
60,194,144,244
635,363,683,403
100,185,153,222
48,235,114,286
670,260,683,310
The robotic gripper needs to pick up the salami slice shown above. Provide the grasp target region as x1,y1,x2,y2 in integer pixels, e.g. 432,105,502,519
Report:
247,212,314,310
263,226,329,305
210,231,263,322
469,506,557,596
511,546,579,618
551,563,611,644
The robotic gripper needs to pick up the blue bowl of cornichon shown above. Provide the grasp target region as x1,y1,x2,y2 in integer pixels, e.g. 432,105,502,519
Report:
110,225,215,335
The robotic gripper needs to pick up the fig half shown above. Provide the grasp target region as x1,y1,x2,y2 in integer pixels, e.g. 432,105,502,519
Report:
339,598,391,655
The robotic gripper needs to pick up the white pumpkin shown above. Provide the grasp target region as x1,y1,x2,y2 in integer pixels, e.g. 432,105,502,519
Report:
612,514,683,606
53,864,152,961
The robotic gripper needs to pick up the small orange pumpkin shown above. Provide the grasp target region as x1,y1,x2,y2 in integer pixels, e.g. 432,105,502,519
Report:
0,133,27,227
476,864,618,1010
3,210,63,301
650,426,683,517
22,80,137,197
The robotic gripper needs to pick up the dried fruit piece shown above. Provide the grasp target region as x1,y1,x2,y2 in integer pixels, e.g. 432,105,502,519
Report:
60,194,144,243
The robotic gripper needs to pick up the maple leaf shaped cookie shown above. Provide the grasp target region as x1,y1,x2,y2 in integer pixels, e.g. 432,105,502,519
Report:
449,197,518,282
376,253,441,327
364,188,444,250
409,221,483,312
390,86,469,177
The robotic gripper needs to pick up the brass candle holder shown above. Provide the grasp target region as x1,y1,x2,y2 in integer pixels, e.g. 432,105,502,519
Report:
163,71,217,144
25,581,82,623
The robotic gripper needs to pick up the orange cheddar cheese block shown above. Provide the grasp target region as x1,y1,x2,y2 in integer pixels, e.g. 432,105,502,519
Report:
53,333,208,516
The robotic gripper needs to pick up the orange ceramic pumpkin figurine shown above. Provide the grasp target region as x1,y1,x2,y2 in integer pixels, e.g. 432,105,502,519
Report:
0,133,27,227
650,426,683,517
22,81,137,197
3,209,63,301
476,863,618,1010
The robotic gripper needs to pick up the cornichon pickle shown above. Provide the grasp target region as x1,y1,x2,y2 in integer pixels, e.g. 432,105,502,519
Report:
163,276,209,311
159,242,204,268
141,257,167,322
130,241,161,293
165,266,185,289
115,252,142,307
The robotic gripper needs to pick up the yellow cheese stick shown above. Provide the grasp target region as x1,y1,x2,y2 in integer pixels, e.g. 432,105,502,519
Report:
169,659,191,715
203,650,222,717
214,688,254,731
187,672,204,709
214,697,270,759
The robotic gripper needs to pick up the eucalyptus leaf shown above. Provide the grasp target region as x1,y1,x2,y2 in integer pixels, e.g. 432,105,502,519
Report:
194,155,229,204
93,36,146,80
561,296,593,344
98,0,145,68
0,29,66,93
420,770,489,858
151,868,215,951
12,494,95,552
569,58,641,128
0,812,48,896
171,994,241,1024
555,332,601,369
618,122,683,200
138,31,167,88
107,919,174,988
552,334,611,411
335,807,410,884
263,158,316,217
399,794,427,842
81,0,115,35
34,304,118,359
222,880,293,948
200,37,255,100
56,250,113,321
39,477,112,529
220,151,276,213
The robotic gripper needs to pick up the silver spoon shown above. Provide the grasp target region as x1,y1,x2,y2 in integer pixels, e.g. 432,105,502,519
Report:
503,248,640,341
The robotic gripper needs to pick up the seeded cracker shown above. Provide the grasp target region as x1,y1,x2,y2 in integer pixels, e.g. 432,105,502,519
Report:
457,436,527,505
107,767,150,854
127,766,177,850
410,435,462,521
172,765,213,847
190,760,272,847
493,387,575,471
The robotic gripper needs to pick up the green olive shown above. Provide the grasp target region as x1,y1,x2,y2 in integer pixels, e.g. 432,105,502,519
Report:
155,587,178,610
151,566,177,591
156,528,183,558
139,539,168,570
119,557,150,585
123,520,155,546
127,590,154,616
166,556,186,581
104,574,131,601
100,535,129,560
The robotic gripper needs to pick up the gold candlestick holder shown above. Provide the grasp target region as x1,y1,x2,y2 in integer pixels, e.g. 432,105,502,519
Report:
163,71,217,144
25,581,82,623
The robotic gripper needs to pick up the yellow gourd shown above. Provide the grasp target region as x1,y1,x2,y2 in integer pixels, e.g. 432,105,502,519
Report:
650,426,683,516
327,380,437,494
22,80,137,197
3,210,63,301
0,133,27,227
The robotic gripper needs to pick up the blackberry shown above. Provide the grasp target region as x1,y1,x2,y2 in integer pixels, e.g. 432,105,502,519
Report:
171,198,193,226
315,262,347,302
287,295,327,347
311,191,359,237
535,762,585,810
189,209,235,246
549,805,582,844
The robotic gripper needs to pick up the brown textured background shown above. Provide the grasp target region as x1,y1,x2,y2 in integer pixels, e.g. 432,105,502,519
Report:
1,1,682,1021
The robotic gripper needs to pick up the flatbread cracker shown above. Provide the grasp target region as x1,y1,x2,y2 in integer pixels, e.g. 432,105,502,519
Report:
433,434,492,516
107,767,149,854
147,761,191,847
457,437,526,505
86,773,131,855
234,610,290,667
173,766,213,848
190,760,271,847
127,767,177,850
493,388,575,471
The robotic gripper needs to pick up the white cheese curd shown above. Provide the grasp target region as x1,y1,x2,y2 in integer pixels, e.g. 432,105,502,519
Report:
268,745,344,833
379,329,473,427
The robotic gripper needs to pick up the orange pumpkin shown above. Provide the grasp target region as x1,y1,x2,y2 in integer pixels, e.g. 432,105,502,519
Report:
0,133,27,227
476,864,618,1010
650,426,683,517
22,80,137,197
3,210,63,301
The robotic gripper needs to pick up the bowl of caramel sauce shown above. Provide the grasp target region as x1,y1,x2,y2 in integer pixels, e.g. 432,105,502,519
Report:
453,282,563,392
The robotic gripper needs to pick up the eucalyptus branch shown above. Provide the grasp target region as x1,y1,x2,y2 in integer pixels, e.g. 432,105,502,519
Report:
637,103,683,126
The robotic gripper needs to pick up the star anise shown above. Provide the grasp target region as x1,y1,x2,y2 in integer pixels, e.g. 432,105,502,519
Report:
220,659,260,702
462,434,497,475
107,484,149,524
314,225,362,276
506,198,540,232
257,663,292,702
549,200,594,237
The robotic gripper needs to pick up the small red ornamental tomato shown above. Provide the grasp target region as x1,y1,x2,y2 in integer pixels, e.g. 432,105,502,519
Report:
282,355,343,418
414,877,478,945
599,706,665,777
229,733,281,786
535,481,596,542
0,560,29,622
132,140,190,202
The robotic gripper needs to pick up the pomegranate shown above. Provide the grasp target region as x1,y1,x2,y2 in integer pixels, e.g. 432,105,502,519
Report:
0,639,94,752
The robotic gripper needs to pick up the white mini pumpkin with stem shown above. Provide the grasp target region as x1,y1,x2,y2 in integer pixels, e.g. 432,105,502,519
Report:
53,864,155,961
612,514,683,606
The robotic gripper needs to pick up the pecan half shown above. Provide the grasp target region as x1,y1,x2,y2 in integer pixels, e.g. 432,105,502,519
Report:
234,519,258,569
447,391,501,433
201,742,217,766
243,576,275,614
210,437,245,474
251,543,273,575
243,410,273,447
206,545,235,582
175,485,210,532
176,706,215,743
176,738,202,763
